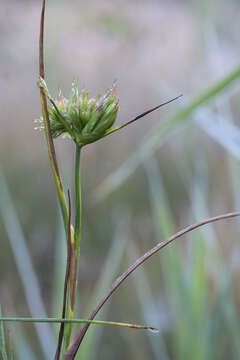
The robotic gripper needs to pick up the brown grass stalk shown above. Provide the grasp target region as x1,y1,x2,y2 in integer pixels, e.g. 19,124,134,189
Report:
64,211,240,359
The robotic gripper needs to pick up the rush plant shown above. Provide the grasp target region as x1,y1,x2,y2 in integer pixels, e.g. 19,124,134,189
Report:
1,1,240,359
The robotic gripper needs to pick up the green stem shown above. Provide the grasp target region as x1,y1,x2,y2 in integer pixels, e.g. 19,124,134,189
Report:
75,145,82,257
0,318,157,331
63,145,82,350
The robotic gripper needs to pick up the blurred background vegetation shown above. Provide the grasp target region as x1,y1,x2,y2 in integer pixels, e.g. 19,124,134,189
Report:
1,0,240,359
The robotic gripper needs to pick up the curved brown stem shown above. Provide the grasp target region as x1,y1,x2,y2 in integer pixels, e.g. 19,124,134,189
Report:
64,211,240,359
39,0,61,183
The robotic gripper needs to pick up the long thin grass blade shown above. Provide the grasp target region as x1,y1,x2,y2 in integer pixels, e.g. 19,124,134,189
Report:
0,317,156,331
64,211,240,358
0,171,56,359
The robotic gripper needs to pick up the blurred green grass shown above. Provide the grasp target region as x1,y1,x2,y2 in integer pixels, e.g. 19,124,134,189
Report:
1,0,240,359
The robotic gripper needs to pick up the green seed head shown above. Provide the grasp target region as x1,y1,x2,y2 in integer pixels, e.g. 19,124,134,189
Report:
36,78,119,147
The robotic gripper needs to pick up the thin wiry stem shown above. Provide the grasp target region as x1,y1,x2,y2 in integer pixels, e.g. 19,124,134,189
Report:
39,0,68,232
0,318,156,331
55,191,72,360
64,211,240,359
75,145,82,259
63,146,82,349
71,145,82,313
39,0,58,179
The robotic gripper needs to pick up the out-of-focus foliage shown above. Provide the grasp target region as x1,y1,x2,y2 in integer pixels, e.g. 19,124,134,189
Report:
1,0,240,359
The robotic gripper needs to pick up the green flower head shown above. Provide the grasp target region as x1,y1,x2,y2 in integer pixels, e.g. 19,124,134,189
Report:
37,78,120,147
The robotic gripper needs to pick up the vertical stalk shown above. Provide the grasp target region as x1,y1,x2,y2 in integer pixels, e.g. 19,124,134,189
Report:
39,0,68,234
40,94,68,233
72,144,82,324
63,145,82,351
75,145,82,258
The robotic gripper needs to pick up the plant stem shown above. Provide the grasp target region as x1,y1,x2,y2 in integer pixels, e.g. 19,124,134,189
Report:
72,144,82,314
64,211,240,358
63,145,82,350
55,191,73,360
75,145,82,258
0,318,156,331
39,0,68,234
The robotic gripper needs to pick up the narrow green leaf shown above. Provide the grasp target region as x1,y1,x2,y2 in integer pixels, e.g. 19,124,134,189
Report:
0,318,157,332
0,172,56,359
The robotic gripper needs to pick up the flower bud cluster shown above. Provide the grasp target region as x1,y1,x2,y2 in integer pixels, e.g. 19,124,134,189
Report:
37,78,119,147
